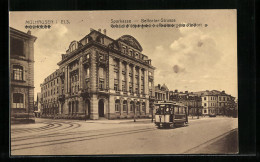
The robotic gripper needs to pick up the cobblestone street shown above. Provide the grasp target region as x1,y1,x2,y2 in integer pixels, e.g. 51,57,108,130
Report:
11,116,238,155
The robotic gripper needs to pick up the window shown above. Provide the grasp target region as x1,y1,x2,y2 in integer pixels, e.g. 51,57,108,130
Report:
122,81,126,92
123,101,127,112
86,78,90,89
99,53,104,61
204,109,207,113
114,83,119,91
99,67,104,78
99,78,105,90
115,100,120,112
130,102,134,112
10,37,24,56
114,78,119,91
136,102,140,112
13,65,23,81
122,46,127,54
129,83,133,93
13,93,24,108
86,68,90,78
204,103,207,106
135,84,139,93
129,50,133,56
142,102,146,112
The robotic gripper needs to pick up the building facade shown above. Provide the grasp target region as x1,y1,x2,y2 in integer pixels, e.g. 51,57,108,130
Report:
196,90,236,116
41,29,155,119
169,90,202,116
10,27,37,122
154,84,170,102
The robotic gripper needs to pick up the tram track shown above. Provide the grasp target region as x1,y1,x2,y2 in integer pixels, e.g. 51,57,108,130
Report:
11,127,156,151
11,122,81,135
12,126,130,142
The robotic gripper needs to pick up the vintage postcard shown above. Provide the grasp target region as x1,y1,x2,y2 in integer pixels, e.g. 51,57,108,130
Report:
9,10,238,155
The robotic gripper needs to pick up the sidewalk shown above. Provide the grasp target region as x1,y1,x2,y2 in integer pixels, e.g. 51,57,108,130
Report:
84,118,152,124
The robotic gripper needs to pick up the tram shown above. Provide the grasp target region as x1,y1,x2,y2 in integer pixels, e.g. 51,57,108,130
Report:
154,101,188,128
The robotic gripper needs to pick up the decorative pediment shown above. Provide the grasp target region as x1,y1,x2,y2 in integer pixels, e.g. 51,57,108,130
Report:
118,35,143,52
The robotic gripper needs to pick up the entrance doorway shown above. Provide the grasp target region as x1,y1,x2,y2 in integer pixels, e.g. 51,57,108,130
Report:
98,99,104,117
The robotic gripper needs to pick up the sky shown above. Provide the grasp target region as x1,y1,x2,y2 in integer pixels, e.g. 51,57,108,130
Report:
9,10,237,99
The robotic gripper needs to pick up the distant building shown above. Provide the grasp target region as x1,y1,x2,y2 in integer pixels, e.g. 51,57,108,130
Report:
10,27,37,123
200,90,218,115
195,90,236,116
40,28,155,119
169,90,202,116
34,93,42,117
154,84,170,102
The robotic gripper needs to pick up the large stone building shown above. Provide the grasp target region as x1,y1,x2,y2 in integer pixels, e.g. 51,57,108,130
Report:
10,27,37,123
41,28,155,120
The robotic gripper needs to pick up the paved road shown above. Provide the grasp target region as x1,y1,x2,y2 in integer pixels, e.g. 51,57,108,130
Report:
10,116,238,155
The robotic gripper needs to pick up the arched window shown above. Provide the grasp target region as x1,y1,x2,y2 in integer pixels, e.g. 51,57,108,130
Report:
130,101,134,112
123,100,127,112
142,102,146,112
12,93,24,108
76,101,79,112
13,65,23,81
136,102,140,112
115,100,120,112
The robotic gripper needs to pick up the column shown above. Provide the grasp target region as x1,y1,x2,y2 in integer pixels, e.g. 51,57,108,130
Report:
67,67,70,93
139,68,142,95
78,97,84,115
90,50,97,93
132,65,136,93
144,69,148,96
109,56,115,91
126,63,129,92
90,94,98,119
65,66,68,93
118,60,122,91
79,57,83,90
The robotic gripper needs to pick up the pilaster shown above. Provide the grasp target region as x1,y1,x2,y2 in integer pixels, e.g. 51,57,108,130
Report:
126,63,129,92
139,68,142,94
118,60,122,91
132,65,136,93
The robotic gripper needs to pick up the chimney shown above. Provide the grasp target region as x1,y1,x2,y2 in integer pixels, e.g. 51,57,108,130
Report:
185,91,188,94
103,29,106,35
222,90,225,93
27,30,31,35
98,29,101,32
175,89,178,93
158,84,161,89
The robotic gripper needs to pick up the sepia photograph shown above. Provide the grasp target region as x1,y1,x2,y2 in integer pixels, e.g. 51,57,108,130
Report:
9,10,238,155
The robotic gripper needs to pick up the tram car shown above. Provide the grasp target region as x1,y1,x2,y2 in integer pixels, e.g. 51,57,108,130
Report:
154,101,188,128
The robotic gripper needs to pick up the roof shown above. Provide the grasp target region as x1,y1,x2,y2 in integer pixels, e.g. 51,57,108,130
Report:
9,27,37,41
161,84,169,91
